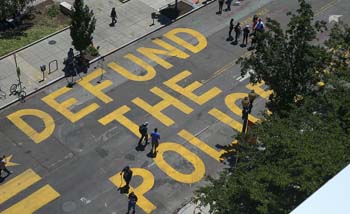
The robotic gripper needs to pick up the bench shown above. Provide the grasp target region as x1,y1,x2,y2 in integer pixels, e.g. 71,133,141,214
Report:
60,2,73,16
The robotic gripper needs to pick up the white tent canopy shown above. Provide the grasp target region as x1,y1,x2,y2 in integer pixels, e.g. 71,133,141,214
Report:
291,164,350,214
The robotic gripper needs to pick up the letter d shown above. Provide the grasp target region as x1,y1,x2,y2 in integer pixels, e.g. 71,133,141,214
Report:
7,109,55,144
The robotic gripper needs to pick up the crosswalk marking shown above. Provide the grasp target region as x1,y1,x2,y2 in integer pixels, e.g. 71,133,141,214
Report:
0,169,41,204
1,184,60,214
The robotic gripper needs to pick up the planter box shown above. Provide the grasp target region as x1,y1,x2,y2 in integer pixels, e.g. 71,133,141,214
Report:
60,2,73,16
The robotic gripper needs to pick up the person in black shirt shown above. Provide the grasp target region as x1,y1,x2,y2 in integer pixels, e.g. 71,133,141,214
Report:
120,166,133,187
242,24,250,46
138,122,149,146
228,18,234,41
110,8,117,26
234,22,241,43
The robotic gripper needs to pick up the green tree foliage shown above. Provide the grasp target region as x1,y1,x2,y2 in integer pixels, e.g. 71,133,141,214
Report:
196,2,350,214
237,0,328,115
196,75,350,213
325,22,350,76
0,0,33,21
70,0,96,56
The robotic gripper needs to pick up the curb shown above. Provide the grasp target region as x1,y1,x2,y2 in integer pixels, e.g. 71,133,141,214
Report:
0,26,71,61
0,0,216,111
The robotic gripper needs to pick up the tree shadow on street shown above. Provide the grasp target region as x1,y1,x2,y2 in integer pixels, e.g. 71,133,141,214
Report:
156,1,193,25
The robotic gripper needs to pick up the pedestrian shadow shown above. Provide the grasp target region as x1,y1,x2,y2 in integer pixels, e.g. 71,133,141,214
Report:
135,143,148,152
231,41,239,46
146,151,157,158
62,56,89,88
216,144,237,169
247,46,255,51
0,174,10,184
118,185,130,194
226,36,234,42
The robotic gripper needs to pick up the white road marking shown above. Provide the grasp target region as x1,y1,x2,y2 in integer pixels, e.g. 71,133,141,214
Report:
147,162,156,168
80,197,91,204
329,15,342,23
236,69,254,82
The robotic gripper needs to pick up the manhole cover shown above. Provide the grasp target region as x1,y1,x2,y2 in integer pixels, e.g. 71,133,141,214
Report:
48,40,57,45
62,201,77,212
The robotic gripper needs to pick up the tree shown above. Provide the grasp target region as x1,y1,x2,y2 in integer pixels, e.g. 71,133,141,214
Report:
237,0,328,115
324,22,350,76
0,0,33,21
195,75,350,213
195,2,350,213
70,0,96,58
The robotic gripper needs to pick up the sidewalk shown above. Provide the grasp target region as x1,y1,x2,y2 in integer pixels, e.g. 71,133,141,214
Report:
177,201,210,214
0,0,208,109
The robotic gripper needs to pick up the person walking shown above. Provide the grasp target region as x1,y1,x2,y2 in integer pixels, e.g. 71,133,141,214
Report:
110,7,117,26
138,122,149,146
127,192,138,214
242,24,250,46
225,0,233,11
120,166,133,187
150,128,160,155
0,155,11,177
234,22,241,43
228,18,234,41
217,0,224,14
248,90,257,113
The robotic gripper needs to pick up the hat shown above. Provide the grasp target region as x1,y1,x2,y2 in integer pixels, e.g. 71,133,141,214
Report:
144,122,149,125
246,24,250,28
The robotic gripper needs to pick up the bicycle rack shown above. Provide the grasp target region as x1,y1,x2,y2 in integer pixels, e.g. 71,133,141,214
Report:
48,59,58,74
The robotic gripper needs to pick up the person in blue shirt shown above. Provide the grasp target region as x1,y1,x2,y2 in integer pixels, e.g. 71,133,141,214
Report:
150,128,160,155
255,18,265,32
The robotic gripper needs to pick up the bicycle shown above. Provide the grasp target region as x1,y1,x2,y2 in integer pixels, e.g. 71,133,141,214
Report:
0,86,6,99
9,81,26,101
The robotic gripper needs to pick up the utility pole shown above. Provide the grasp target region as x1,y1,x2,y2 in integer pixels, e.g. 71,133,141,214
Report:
13,53,23,91
241,107,249,134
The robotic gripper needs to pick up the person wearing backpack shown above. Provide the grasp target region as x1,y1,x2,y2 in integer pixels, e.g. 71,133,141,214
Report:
138,122,149,146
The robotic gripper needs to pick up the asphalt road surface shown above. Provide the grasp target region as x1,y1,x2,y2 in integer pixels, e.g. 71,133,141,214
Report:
0,0,349,213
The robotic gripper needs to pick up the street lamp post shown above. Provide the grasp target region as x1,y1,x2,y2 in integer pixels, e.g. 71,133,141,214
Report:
242,107,249,134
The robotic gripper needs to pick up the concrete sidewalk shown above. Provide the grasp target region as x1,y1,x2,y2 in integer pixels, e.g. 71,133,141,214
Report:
0,0,210,109
177,201,210,214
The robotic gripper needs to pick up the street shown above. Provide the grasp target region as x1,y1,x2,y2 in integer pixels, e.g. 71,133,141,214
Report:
0,0,349,213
